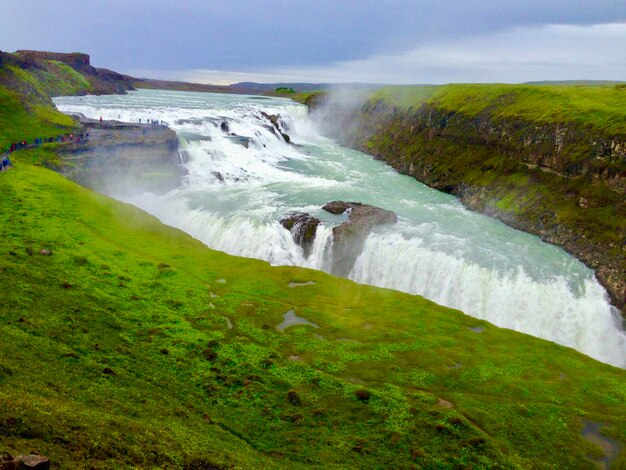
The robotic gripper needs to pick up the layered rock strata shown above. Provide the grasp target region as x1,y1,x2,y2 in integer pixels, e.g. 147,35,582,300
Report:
57,115,184,195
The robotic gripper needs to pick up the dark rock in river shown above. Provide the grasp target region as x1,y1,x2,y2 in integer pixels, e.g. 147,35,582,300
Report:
220,121,229,132
280,213,321,258
226,134,250,148
323,201,397,276
261,111,280,127
263,124,279,137
323,201,353,215
261,111,294,143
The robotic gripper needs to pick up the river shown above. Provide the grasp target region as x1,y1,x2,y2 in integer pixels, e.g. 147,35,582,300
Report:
54,89,626,367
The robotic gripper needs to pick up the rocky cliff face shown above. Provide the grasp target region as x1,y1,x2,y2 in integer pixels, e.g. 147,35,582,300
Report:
57,116,184,195
13,50,135,95
311,94,626,314
280,201,397,275
323,201,397,276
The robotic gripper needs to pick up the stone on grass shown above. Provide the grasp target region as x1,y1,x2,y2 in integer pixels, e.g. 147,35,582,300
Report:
19,454,50,470
287,390,302,405
355,389,371,402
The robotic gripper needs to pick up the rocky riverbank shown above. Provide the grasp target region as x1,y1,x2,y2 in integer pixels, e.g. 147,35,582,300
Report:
307,87,626,315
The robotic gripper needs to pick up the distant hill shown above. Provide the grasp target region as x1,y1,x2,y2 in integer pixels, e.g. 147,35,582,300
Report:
133,78,242,94
134,79,386,96
524,79,626,86
229,81,385,93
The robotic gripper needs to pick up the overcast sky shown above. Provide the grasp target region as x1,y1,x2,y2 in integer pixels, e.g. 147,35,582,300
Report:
1,0,624,84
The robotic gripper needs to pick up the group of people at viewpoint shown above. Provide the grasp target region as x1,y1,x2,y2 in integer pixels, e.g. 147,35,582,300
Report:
1,132,90,173
137,117,167,126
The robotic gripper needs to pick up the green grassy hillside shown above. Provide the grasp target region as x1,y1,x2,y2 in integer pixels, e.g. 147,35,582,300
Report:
0,148,625,469
368,84,626,135
0,56,78,150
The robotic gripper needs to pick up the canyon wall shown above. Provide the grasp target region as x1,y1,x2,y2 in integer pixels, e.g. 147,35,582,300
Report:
308,86,626,313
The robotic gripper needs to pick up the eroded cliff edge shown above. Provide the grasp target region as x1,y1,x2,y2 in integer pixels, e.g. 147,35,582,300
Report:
56,116,184,195
307,85,626,314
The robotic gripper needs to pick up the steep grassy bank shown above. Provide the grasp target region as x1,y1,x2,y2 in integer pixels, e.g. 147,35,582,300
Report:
0,61,76,150
308,84,626,313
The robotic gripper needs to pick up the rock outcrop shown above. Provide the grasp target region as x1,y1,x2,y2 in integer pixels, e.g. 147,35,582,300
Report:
56,115,184,195
261,111,292,143
279,202,397,269
280,213,321,258
14,50,134,95
323,201,397,276
0,453,50,470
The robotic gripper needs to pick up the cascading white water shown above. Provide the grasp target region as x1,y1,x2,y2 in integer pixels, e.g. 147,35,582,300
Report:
54,89,626,367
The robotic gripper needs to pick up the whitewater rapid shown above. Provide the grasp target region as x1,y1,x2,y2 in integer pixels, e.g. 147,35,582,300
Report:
54,89,626,367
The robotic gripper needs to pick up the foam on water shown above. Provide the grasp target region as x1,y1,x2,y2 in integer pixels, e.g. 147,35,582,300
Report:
54,90,626,367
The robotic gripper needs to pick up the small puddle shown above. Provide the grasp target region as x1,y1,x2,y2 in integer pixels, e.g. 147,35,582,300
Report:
208,303,215,309
209,292,219,299
582,421,621,469
314,334,327,341
362,323,373,330
469,326,485,333
276,310,320,332
216,279,227,284
447,363,463,370
225,317,233,330
288,281,316,288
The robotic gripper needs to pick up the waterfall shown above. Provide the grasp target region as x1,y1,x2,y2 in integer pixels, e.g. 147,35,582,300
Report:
54,89,626,368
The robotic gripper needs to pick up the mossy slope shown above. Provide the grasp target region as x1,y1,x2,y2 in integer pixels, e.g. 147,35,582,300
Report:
1,150,625,468
0,72,76,150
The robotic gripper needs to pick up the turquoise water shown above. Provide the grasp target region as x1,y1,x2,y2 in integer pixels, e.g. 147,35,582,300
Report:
54,89,626,367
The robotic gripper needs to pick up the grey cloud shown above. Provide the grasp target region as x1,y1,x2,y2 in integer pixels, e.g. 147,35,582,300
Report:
158,23,626,84
0,0,624,74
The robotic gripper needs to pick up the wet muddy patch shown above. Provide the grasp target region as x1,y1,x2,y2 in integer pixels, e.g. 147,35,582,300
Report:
277,310,320,332
469,326,485,333
288,281,316,288
582,420,621,469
